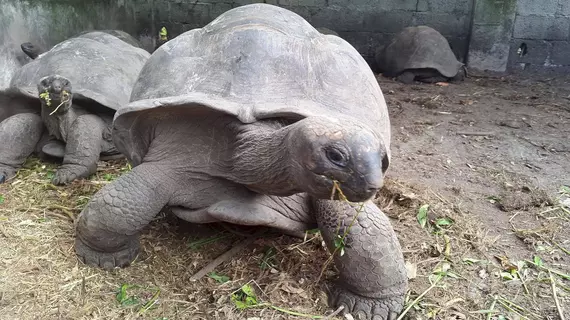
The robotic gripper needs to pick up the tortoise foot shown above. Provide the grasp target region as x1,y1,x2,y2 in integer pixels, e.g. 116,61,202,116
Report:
327,283,404,320
395,71,415,84
52,163,93,185
75,236,140,270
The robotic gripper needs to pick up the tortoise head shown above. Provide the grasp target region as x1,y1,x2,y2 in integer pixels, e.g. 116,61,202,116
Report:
37,75,73,115
287,116,389,202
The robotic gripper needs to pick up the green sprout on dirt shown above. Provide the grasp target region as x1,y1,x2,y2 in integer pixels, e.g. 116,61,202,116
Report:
417,203,454,234
0,194,4,205
115,283,161,314
230,283,324,318
208,272,230,283
259,246,277,270
187,233,231,250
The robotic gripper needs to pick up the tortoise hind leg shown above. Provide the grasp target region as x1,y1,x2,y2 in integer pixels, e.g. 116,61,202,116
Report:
395,71,416,84
0,113,43,183
313,198,408,320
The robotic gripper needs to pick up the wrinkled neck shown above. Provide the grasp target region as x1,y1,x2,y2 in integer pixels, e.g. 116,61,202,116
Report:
230,122,300,196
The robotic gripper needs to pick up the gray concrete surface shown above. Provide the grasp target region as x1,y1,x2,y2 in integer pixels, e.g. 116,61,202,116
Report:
1,0,568,74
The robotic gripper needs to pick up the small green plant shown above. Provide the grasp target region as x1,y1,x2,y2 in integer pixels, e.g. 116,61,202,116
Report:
208,272,230,283
417,204,429,228
259,246,277,270
0,194,5,205
116,284,140,306
188,233,230,250
115,283,161,313
231,284,258,310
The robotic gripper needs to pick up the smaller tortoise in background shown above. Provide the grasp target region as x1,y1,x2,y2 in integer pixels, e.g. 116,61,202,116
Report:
74,4,408,320
375,25,466,84
6,31,150,185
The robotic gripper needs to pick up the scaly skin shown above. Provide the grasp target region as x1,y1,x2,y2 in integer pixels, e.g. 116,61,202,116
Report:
0,113,44,183
314,199,408,320
77,178,407,319
52,114,108,185
75,163,173,269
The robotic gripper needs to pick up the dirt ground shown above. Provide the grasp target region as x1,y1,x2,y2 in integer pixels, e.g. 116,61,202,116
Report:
0,72,569,320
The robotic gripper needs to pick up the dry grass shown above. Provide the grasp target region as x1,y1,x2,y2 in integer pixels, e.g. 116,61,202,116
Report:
0,157,569,320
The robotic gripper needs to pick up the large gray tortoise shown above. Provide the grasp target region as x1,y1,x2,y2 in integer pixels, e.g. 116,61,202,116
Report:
7,30,150,185
0,37,42,183
20,29,144,61
375,25,466,84
75,4,408,319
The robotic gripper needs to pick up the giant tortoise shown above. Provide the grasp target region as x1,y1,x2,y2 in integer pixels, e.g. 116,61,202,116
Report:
75,4,407,319
0,37,42,183
375,25,466,84
1,30,150,184
20,29,145,61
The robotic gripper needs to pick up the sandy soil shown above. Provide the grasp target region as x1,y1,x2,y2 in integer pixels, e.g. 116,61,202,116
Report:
0,72,568,320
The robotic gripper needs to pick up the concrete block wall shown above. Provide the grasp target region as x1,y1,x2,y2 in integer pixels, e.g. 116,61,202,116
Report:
507,0,570,70
144,0,473,64
2,0,568,74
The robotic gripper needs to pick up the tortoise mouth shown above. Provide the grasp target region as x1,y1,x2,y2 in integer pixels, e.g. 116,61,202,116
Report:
307,172,378,202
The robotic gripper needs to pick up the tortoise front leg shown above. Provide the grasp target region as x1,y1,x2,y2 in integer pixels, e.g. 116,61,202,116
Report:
52,113,105,185
313,199,408,320
0,113,43,183
75,163,172,270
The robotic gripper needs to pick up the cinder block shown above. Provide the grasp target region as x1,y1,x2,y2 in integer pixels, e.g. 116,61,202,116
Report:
513,15,570,40
417,0,471,14
169,2,211,25
327,0,417,11
296,0,327,7
516,0,558,16
507,39,550,66
474,0,517,25
275,5,310,20
550,41,570,65
309,6,365,32
337,31,373,57
277,0,299,6
210,3,233,19
412,12,470,37
363,11,414,33
560,0,570,16
467,24,512,72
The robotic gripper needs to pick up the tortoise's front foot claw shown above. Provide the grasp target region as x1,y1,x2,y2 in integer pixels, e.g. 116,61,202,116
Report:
327,283,404,320
52,163,92,185
75,236,140,270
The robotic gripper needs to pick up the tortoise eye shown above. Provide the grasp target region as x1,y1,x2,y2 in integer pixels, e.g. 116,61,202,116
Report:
325,147,349,167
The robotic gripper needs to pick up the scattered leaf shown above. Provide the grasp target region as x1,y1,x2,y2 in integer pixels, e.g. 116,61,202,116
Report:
417,204,429,228
405,261,418,280
0,194,4,204
463,258,482,265
435,217,454,227
231,284,259,310
260,246,278,270
495,255,518,273
208,272,230,283
116,284,140,307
